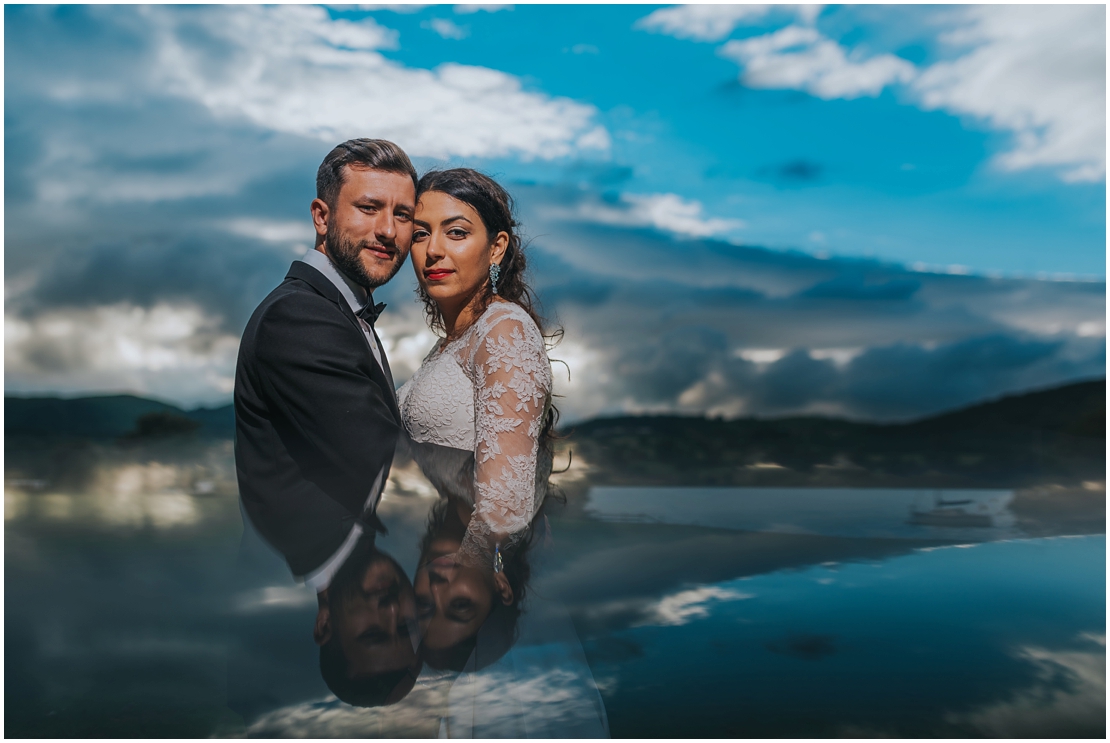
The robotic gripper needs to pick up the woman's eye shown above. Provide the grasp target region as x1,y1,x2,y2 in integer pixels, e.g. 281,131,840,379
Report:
447,229,468,239
413,230,429,241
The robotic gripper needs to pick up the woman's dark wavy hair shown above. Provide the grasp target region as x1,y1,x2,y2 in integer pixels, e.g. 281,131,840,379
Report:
415,168,554,341
415,167,566,471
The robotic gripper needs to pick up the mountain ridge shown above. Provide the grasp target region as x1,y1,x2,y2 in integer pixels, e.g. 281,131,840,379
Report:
5,378,1104,440
561,379,1104,488
4,379,1103,488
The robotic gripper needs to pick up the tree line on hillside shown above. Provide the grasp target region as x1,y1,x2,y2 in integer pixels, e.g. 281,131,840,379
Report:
5,379,1104,488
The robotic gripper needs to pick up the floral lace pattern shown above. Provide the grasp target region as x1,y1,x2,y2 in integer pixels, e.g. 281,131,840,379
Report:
397,338,474,451
398,302,552,567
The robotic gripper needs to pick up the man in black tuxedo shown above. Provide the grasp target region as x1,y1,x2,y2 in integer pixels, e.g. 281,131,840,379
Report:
234,138,416,588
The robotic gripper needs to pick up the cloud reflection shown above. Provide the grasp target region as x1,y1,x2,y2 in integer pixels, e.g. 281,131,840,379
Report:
639,586,754,627
4,452,237,530
947,633,1106,737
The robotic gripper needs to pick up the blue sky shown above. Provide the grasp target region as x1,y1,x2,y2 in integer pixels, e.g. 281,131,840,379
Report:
373,4,1105,275
4,4,1105,420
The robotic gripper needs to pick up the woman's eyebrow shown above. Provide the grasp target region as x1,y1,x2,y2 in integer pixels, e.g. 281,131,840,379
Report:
441,215,473,226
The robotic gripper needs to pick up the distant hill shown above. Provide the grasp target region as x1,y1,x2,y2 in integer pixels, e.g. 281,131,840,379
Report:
907,379,1105,438
5,379,1104,487
4,394,234,440
562,379,1105,488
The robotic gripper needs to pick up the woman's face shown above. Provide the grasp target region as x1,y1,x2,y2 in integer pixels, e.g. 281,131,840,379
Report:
411,191,507,309
414,537,499,651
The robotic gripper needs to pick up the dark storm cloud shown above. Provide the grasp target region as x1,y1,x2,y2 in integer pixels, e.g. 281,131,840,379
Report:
559,161,636,187
740,351,841,411
756,158,825,185
16,233,292,335
615,326,729,403
800,274,921,301
510,184,1105,420
838,334,1088,419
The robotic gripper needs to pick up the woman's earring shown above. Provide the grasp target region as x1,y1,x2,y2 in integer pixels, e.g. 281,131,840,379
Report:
489,263,501,295
493,543,503,574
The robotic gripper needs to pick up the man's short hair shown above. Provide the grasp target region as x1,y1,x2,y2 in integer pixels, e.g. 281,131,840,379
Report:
316,138,418,207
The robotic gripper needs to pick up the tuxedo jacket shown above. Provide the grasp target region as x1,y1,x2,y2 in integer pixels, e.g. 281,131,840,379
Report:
234,261,401,576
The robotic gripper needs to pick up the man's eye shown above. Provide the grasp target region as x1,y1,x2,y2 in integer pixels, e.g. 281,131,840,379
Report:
416,597,434,616
395,212,412,222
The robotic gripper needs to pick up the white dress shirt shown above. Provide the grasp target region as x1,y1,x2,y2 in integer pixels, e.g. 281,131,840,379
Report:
297,247,385,369
296,248,392,592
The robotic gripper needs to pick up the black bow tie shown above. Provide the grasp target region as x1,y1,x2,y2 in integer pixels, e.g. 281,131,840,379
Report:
357,300,387,326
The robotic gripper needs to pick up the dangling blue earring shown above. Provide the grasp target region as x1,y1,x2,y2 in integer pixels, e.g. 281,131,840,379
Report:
489,263,501,295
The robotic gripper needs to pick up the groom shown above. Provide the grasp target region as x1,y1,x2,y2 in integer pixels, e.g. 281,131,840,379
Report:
234,138,417,590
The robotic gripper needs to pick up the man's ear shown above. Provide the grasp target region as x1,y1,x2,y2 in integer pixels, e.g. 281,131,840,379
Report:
489,230,510,266
313,603,332,646
310,198,330,239
492,572,514,606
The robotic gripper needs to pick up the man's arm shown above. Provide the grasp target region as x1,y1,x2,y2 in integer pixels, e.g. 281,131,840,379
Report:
253,289,398,509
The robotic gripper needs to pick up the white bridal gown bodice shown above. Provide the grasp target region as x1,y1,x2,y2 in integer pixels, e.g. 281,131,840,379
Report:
398,301,554,564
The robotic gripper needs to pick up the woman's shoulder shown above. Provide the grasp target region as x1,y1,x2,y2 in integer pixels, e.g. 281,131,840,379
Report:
472,300,543,344
455,301,548,374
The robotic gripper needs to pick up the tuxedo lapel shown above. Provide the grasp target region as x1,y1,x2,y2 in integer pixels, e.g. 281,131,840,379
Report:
283,261,401,424
372,326,396,392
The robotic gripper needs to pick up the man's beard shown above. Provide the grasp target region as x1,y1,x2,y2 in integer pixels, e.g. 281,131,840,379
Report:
325,227,404,290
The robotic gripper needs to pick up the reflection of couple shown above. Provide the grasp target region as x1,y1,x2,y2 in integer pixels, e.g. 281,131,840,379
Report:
234,139,555,706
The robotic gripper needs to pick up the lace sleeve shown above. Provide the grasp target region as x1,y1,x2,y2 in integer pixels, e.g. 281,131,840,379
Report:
456,308,551,568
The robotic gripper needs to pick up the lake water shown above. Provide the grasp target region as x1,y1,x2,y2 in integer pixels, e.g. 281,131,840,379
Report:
5,446,1105,737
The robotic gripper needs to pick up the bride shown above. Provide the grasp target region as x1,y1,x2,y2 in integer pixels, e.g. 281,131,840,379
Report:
397,168,556,639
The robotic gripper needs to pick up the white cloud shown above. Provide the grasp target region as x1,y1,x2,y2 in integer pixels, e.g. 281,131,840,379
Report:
563,192,745,238
913,5,1105,183
142,5,605,161
5,303,240,405
720,25,915,100
424,17,468,39
624,194,746,236
808,347,864,367
635,4,822,42
675,5,1103,184
222,218,316,246
343,5,429,13
737,348,788,364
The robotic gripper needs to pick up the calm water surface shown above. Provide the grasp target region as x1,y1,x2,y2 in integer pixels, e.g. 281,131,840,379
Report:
5,445,1105,737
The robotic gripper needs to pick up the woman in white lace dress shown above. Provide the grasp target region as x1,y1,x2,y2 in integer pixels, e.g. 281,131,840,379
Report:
397,169,556,655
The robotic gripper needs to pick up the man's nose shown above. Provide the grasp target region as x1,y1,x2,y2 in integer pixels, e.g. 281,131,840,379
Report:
375,211,397,243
